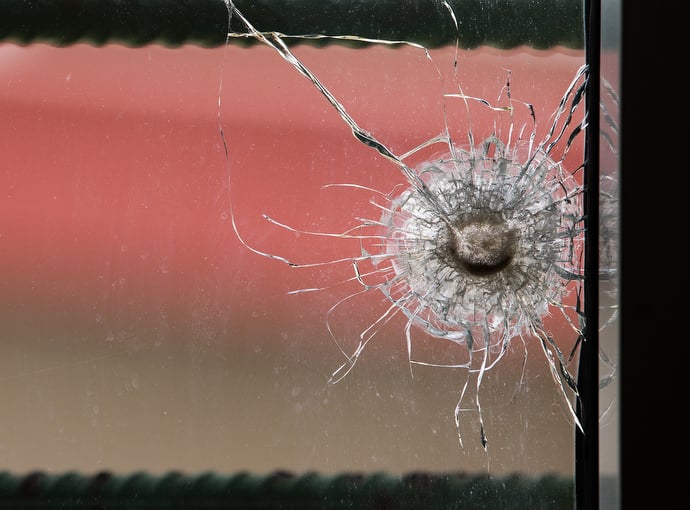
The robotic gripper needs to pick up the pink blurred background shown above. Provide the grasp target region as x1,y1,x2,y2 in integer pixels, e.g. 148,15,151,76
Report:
0,42,597,476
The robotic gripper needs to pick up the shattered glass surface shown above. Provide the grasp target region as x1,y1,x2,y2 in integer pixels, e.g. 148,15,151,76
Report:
223,0,598,453
0,0,617,497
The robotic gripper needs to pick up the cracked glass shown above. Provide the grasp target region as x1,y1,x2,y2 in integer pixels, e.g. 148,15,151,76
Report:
0,1,618,508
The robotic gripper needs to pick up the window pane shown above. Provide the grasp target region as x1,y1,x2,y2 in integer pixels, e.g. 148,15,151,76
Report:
0,1,618,507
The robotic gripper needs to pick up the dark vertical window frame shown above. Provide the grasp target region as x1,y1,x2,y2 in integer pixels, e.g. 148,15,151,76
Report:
576,0,601,509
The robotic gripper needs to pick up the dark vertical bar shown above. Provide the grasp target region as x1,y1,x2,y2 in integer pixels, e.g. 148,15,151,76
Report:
576,0,600,509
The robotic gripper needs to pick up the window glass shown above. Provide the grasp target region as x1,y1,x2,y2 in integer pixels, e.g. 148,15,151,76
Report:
0,1,617,507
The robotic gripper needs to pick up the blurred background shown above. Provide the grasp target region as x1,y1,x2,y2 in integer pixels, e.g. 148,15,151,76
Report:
0,39,617,479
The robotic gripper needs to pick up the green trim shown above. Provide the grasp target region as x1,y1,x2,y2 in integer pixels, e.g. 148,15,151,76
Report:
0,0,584,49
0,471,575,509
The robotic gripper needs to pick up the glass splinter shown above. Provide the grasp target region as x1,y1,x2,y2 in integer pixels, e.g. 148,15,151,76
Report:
223,0,597,450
